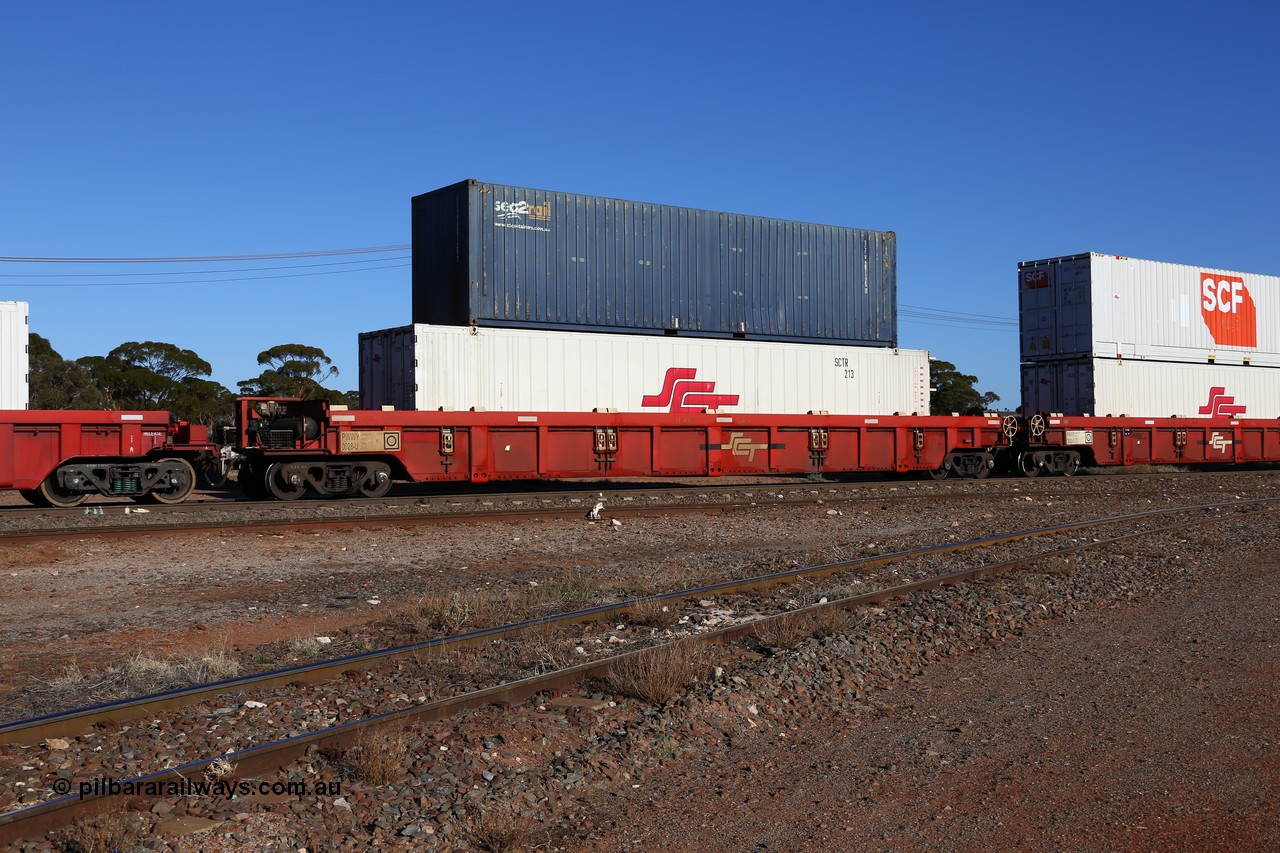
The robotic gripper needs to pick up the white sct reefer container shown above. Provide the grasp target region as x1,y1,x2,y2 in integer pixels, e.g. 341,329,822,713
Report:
1019,253,1280,366
360,324,930,415
1022,358,1280,419
0,302,28,410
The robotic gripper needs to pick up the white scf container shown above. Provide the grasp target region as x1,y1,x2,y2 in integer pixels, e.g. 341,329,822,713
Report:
1020,253,1280,367
360,323,930,415
1022,357,1280,419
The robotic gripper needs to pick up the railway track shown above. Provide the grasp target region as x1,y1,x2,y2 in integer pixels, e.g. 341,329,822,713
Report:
0,495,1273,845
0,472,1254,544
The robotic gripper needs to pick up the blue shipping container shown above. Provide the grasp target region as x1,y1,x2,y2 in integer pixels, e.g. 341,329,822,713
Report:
411,179,896,346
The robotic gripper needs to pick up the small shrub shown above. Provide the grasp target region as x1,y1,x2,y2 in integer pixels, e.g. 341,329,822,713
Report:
348,728,411,786
751,614,816,650
59,811,142,853
470,810,535,853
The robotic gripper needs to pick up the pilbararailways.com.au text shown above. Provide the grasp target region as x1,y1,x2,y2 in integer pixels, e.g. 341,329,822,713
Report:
55,776,342,800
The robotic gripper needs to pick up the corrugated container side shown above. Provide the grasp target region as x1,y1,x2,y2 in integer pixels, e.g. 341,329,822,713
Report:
1020,253,1280,366
1021,357,1280,418
0,302,29,410
412,180,896,346
360,324,928,415
358,327,419,411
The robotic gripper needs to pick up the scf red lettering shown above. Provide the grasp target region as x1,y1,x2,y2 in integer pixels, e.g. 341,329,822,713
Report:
1201,275,1244,314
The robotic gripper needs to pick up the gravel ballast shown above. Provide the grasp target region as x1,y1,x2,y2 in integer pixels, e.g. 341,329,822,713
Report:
1,472,1277,850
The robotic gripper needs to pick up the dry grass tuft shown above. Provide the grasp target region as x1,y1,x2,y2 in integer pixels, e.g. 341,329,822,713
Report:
409,574,603,638
347,728,412,786
606,641,708,705
112,651,241,693
752,607,850,649
518,568,601,613
496,622,579,675
59,811,142,853
802,607,851,639
287,636,333,659
32,651,241,709
411,590,488,634
470,809,536,852
751,614,815,650
625,597,680,628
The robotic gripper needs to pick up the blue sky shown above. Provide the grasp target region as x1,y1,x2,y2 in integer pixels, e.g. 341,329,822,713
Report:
3,1,1277,406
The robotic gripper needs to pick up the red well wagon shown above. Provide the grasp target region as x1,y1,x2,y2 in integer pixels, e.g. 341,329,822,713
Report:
0,411,217,507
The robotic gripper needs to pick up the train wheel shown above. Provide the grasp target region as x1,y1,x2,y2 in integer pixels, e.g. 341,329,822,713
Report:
37,475,88,508
972,454,995,479
1062,454,1081,477
199,459,230,489
358,467,392,498
236,464,268,500
146,458,197,504
1018,453,1040,478
927,465,950,481
264,462,306,501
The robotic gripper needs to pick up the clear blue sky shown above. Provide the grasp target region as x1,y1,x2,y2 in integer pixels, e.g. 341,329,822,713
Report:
3,1,1277,406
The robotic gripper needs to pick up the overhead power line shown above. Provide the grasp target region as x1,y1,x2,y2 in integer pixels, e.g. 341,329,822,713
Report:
0,261,409,286
899,303,1017,322
899,302,1018,329
0,245,412,264
0,256,410,279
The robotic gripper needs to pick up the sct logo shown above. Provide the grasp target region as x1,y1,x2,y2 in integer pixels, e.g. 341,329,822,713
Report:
698,431,785,463
1200,273,1257,348
641,368,740,413
1198,386,1247,418
494,199,551,222
1208,432,1232,453
1022,269,1049,289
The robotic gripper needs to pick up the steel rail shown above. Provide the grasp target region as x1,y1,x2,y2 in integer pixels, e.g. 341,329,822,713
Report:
0,501,746,544
2,497,1271,845
0,478,888,522
0,477,1251,544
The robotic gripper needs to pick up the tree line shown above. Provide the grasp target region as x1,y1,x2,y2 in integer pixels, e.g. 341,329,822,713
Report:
29,334,358,424
929,358,1000,416
28,334,999,420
